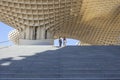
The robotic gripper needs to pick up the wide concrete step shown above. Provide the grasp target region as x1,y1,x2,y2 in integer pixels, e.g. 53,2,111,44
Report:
0,73,120,78
1,70,120,73
1,78,120,80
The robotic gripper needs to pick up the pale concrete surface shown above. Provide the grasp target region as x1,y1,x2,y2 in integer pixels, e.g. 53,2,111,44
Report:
0,45,58,60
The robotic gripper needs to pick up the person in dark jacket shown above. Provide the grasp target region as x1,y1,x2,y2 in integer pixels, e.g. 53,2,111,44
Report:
59,37,62,47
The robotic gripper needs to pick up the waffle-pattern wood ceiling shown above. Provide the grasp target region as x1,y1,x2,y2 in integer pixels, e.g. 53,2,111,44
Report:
0,0,120,45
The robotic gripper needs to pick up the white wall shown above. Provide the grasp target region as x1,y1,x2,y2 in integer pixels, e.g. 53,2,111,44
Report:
19,39,54,45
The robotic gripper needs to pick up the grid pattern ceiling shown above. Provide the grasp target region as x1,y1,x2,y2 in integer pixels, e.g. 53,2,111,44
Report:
0,0,120,45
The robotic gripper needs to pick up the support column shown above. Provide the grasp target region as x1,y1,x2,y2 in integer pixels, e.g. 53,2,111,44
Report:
19,27,54,45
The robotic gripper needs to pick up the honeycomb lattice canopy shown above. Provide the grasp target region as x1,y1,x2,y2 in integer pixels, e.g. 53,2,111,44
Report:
0,0,120,45
8,29,19,44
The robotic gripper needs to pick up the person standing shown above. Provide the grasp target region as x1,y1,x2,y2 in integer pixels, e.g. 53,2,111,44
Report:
63,37,66,46
59,37,62,47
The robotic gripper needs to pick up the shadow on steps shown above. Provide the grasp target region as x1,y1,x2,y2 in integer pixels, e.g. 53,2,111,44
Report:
0,46,120,79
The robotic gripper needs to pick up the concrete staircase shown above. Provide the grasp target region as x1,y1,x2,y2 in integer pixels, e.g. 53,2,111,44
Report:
0,46,120,80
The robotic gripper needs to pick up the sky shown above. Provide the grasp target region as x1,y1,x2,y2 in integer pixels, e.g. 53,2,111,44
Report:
0,22,79,46
0,22,14,46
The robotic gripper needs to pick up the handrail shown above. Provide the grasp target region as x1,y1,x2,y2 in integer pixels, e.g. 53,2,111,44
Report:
76,41,80,46
0,40,12,49
0,40,9,43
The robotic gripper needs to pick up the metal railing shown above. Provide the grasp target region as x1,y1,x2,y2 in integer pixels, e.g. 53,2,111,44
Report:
0,40,12,49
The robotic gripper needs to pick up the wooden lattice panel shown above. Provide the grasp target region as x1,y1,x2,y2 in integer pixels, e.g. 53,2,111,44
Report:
8,29,19,44
0,0,120,45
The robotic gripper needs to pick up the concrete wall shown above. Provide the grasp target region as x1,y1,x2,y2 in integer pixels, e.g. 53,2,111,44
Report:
19,39,54,45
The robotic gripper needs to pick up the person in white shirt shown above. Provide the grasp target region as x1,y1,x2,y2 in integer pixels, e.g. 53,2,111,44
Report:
63,37,67,46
